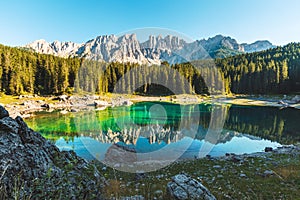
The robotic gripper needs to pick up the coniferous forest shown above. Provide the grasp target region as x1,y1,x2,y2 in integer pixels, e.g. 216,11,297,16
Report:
0,43,299,96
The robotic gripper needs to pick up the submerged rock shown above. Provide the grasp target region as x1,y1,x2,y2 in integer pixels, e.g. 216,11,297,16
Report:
111,97,133,107
104,144,137,170
94,100,110,107
265,147,273,152
291,95,300,104
0,105,105,199
167,173,216,200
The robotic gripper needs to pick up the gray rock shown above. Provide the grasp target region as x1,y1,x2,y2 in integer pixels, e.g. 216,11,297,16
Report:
278,100,289,107
111,97,133,107
123,100,133,106
263,170,274,177
70,108,78,112
232,155,243,163
167,173,216,200
41,103,51,109
121,195,145,200
0,117,20,133
0,105,9,119
21,100,35,107
168,182,189,200
58,94,69,101
291,95,300,103
36,100,44,104
239,173,247,178
94,100,109,107
265,147,273,152
154,190,163,196
173,174,190,184
0,106,105,199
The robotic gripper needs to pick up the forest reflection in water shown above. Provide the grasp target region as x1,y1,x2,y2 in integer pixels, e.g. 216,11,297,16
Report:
25,102,300,159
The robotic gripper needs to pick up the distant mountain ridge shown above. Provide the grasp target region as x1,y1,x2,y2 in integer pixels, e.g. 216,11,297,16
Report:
25,34,276,64
241,40,275,53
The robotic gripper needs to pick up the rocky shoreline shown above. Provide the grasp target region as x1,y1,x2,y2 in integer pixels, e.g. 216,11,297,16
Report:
219,94,300,109
0,104,220,199
0,96,300,199
2,94,300,120
1,94,207,119
96,143,300,199
2,95,135,119
0,105,106,199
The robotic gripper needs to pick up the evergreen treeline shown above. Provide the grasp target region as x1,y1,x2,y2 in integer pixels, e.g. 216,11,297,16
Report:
0,43,300,95
215,43,300,94
0,44,81,95
75,61,215,95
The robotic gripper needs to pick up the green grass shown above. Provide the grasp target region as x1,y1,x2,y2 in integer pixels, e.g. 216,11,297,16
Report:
0,95,22,105
1,148,299,199
97,153,300,199
0,94,57,105
1,93,300,199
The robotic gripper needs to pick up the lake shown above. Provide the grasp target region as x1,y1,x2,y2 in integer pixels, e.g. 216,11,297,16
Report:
25,102,300,165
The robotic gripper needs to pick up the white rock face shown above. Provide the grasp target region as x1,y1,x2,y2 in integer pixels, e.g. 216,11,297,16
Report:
26,40,83,57
51,41,83,57
25,34,275,64
78,34,147,63
141,34,186,51
26,39,53,54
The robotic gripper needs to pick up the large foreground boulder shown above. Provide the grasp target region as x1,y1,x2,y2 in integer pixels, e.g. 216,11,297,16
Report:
0,106,8,119
167,173,216,200
0,105,105,199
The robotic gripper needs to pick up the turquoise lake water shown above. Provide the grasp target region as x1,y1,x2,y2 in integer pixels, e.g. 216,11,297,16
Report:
25,102,300,161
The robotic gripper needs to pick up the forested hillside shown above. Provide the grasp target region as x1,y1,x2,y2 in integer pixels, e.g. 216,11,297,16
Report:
0,43,299,95
0,44,81,95
215,43,300,94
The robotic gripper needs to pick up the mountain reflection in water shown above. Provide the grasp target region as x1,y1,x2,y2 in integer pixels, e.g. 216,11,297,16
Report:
25,102,300,160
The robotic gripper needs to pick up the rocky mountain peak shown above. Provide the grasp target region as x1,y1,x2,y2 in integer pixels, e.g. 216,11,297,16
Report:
92,34,118,44
141,34,185,51
25,34,275,64
242,40,276,53
200,35,244,52
26,39,53,54
26,39,83,57
78,34,148,63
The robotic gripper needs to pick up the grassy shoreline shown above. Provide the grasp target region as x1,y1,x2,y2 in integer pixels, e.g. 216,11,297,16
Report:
1,94,299,199
97,145,300,199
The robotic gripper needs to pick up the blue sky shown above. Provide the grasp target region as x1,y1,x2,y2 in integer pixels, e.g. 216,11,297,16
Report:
0,0,299,46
